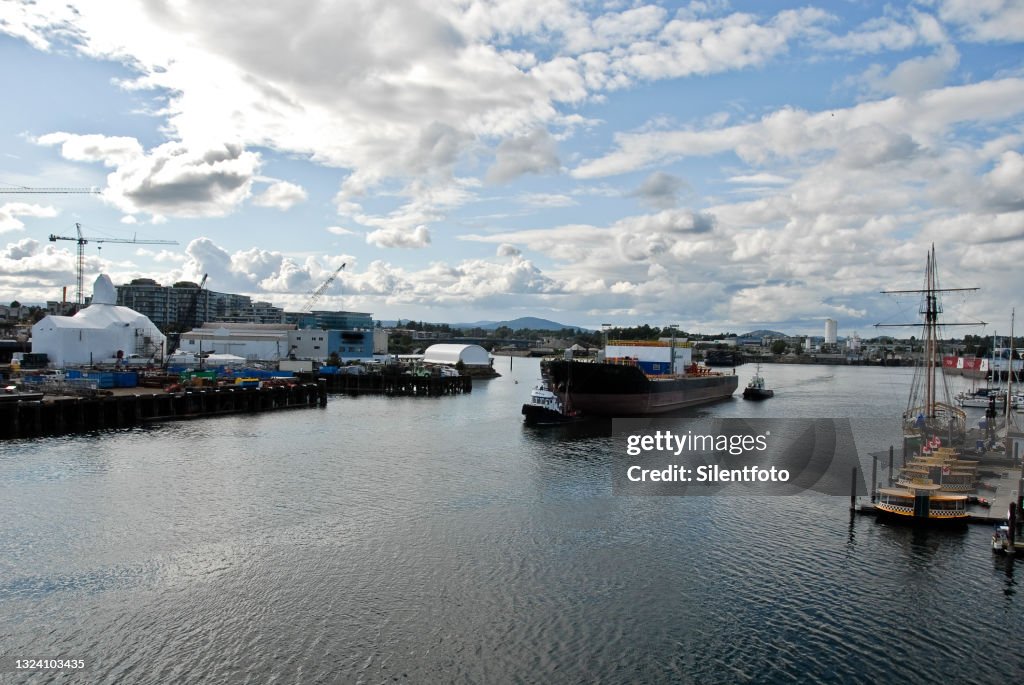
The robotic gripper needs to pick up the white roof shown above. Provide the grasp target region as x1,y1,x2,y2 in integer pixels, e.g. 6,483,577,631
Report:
422,343,491,365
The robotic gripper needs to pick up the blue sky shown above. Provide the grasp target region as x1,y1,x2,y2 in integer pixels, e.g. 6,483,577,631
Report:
1,1,1023,335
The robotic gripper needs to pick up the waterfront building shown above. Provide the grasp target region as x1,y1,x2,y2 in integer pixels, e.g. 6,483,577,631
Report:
32,274,166,366
423,343,492,369
116,279,289,329
178,323,376,361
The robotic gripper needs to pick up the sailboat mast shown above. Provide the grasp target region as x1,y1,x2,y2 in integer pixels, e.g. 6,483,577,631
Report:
925,246,935,416
1008,309,1015,425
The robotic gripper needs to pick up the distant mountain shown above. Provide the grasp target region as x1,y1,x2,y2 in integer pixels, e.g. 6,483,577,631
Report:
741,329,790,338
456,317,587,332
378,316,588,332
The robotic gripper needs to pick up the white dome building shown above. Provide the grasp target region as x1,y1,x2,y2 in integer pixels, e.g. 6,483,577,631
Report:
422,343,491,367
31,274,167,367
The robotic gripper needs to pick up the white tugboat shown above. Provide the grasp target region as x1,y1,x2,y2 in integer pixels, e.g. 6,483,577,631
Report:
521,380,583,426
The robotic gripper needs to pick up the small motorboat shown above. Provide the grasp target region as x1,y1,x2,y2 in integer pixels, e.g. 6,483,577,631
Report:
742,365,774,400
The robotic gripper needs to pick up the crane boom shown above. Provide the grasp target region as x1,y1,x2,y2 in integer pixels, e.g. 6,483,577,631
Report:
300,263,346,313
49,222,178,309
0,186,101,194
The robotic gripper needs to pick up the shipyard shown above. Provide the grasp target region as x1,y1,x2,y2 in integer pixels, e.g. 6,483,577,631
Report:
3,2,1024,683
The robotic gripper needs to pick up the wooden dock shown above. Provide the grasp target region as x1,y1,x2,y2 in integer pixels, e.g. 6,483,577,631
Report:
854,447,1023,526
0,382,327,440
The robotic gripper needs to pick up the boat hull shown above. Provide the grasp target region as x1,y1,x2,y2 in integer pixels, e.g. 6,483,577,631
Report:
543,359,737,416
873,505,969,527
742,388,774,400
521,403,581,426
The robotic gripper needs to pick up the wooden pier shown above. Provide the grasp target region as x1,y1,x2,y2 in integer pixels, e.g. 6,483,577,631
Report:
0,382,326,440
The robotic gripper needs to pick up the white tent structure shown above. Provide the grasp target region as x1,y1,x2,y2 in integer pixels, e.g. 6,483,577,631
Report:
31,274,166,367
422,343,491,367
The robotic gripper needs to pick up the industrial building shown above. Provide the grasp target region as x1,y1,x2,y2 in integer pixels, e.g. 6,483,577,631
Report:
31,275,166,367
422,344,492,368
177,323,377,362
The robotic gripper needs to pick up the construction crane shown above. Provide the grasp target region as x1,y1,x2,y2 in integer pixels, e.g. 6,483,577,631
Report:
49,222,178,310
165,273,208,369
300,263,346,314
0,186,101,194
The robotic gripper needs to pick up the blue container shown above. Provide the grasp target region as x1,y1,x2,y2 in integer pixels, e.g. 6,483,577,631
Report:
115,371,138,388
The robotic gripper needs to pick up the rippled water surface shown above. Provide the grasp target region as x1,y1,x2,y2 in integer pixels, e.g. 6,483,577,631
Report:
1,360,1021,683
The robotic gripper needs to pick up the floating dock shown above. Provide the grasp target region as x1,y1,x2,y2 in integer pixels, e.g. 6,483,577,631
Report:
853,447,1024,526
0,382,327,440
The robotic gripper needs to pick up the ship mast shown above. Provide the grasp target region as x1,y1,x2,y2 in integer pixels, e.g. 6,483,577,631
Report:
877,244,982,418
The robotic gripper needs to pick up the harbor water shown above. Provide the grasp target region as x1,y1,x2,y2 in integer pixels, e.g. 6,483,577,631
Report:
1,360,1022,683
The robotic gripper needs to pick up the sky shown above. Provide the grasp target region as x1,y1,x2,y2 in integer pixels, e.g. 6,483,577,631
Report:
1,0,1022,336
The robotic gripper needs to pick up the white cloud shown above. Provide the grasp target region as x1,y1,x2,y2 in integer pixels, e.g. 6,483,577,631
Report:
252,181,308,210
0,202,59,232
366,225,432,249
854,45,960,98
36,132,144,167
487,128,560,183
938,0,1024,42
630,171,687,209
326,225,358,236
105,141,260,218
573,78,1024,178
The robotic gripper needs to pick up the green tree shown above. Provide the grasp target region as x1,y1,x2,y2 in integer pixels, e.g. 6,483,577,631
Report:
771,340,787,355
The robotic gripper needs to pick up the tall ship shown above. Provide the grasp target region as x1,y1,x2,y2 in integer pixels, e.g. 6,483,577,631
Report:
542,340,737,416
873,246,971,525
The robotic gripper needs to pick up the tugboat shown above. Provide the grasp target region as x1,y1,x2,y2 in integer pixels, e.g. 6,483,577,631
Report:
521,381,583,426
742,365,773,400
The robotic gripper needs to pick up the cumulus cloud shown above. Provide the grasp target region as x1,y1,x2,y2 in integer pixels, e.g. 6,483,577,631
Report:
0,202,58,232
36,132,144,167
104,141,260,218
177,237,348,296
0,238,77,300
487,129,560,183
36,132,262,218
366,225,432,249
938,0,1024,42
630,172,687,209
252,181,308,210
854,45,960,98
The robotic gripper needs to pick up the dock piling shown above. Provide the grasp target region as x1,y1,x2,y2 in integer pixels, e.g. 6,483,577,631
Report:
850,467,858,511
870,456,877,503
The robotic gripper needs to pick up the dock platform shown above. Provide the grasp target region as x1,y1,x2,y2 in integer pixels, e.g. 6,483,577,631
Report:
0,382,327,440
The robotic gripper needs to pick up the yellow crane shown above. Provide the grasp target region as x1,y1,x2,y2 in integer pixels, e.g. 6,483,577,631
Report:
49,223,178,310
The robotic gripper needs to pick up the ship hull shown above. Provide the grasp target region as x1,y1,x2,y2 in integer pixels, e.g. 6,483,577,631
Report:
543,359,737,416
